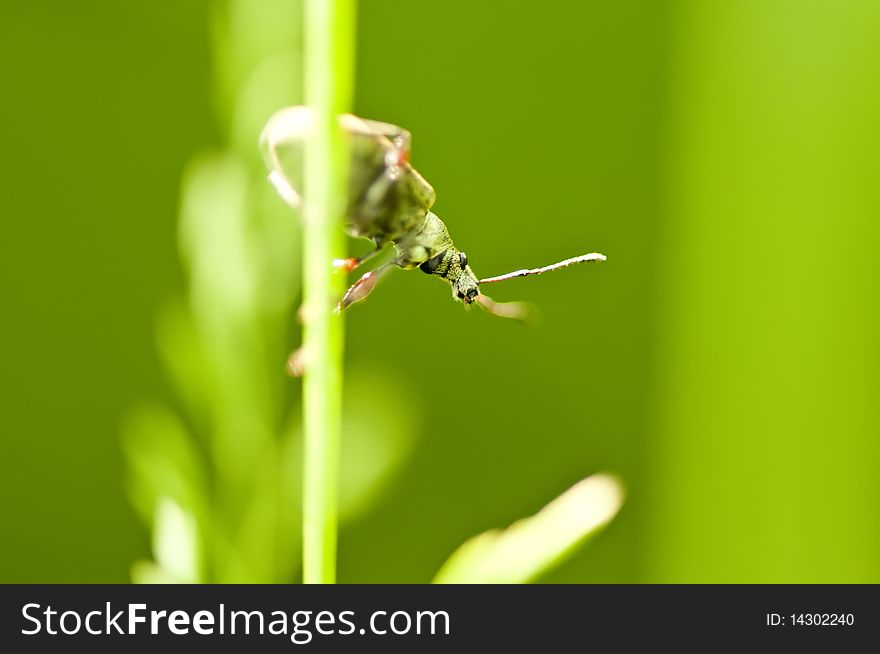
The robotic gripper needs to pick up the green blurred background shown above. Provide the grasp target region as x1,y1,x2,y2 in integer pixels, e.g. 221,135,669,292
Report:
2,0,878,583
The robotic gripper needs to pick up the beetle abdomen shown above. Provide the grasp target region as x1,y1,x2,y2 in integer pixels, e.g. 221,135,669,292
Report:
261,107,435,243
345,137,435,242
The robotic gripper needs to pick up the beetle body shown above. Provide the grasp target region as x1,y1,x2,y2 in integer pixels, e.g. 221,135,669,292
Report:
261,107,602,316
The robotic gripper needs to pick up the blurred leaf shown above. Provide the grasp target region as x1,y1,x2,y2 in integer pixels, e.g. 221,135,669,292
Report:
120,0,312,585
250,176,303,314
153,497,200,583
179,152,255,319
434,474,624,584
179,152,278,481
121,404,208,530
130,560,177,585
226,455,289,583
155,297,211,429
130,498,201,584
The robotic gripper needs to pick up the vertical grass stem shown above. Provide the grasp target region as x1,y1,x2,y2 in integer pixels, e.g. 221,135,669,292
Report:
302,0,356,584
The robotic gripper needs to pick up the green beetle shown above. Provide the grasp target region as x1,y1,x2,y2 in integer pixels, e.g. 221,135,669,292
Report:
262,106,605,319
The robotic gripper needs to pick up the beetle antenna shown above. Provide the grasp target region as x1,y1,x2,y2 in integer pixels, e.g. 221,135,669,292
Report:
479,252,606,284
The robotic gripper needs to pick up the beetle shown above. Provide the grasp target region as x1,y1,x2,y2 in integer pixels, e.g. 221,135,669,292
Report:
261,106,605,320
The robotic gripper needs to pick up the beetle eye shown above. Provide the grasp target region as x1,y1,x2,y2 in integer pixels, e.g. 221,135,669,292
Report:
419,251,445,275
459,252,468,269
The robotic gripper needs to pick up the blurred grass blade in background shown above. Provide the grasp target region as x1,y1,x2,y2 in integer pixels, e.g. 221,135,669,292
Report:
647,0,880,583
123,0,306,583
434,474,624,584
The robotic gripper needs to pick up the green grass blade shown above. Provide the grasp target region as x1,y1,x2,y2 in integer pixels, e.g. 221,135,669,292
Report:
301,0,357,584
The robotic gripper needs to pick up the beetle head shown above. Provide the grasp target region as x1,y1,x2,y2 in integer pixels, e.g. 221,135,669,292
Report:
418,248,480,305
452,265,480,305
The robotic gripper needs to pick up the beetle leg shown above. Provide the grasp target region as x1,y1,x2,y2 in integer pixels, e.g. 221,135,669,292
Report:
336,262,395,311
386,132,410,169
286,346,309,377
355,119,411,160
475,293,534,323
333,240,386,273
